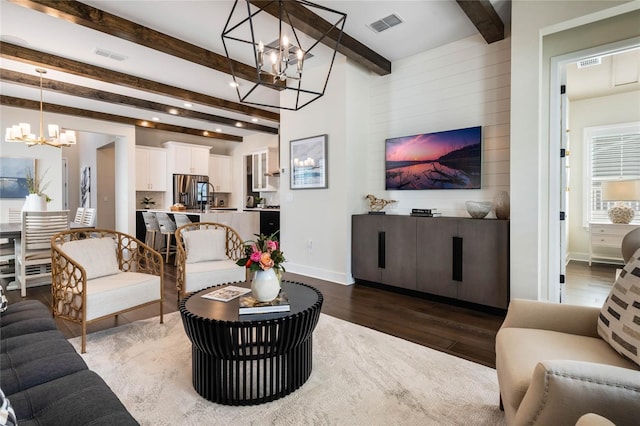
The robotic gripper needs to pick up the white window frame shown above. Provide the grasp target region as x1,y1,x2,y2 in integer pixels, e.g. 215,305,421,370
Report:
583,121,640,227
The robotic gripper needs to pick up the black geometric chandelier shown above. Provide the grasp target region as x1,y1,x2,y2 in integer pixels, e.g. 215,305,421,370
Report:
222,0,347,111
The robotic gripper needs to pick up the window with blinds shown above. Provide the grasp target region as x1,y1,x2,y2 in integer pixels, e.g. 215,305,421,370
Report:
588,128,640,224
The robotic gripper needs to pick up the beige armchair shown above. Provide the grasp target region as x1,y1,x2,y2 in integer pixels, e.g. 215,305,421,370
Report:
51,229,164,353
495,299,640,425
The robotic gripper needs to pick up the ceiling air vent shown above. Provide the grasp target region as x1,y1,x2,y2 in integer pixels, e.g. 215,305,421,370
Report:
368,13,404,33
577,57,601,69
95,48,128,62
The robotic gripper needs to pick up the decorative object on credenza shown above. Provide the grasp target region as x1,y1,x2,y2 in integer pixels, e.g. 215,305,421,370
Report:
236,232,286,302
290,135,328,190
366,194,397,214
465,201,492,219
601,180,640,224
222,0,346,111
410,208,441,217
495,191,510,220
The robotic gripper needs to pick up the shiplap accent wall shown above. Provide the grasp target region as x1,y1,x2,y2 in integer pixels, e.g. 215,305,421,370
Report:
366,34,511,217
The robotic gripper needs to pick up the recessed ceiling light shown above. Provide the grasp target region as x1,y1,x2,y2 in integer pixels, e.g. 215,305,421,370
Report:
183,103,192,108
229,81,239,88
235,122,242,127
141,121,149,126
169,108,178,115
203,131,209,136
251,118,259,122
152,117,160,122
215,128,222,132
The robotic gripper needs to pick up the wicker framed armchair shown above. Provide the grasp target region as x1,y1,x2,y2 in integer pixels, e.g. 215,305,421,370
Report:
175,222,246,303
51,229,164,353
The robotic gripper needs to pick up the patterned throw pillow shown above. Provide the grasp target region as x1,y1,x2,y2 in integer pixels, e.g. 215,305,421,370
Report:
597,247,640,367
0,286,7,313
0,388,17,426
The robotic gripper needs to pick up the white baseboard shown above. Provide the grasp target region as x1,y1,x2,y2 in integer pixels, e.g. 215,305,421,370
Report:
285,262,354,285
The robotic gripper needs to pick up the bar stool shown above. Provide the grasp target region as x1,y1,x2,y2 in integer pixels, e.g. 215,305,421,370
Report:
173,213,192,228
141,211,160,250
155,212,177,263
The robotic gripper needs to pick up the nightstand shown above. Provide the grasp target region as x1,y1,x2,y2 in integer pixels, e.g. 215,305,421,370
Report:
589,223,640,266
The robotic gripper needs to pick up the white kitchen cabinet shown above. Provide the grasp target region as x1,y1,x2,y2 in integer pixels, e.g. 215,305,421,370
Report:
163,141,211,175
135,146,167,191
209,154,233,193
251,147,279,192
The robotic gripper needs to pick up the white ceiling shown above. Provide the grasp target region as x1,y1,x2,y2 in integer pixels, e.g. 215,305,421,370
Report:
3,1,636,146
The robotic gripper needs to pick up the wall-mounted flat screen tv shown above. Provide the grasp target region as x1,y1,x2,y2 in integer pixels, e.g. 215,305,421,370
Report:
385,126,482,190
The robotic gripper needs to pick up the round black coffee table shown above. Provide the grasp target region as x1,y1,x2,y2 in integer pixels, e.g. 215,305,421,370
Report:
179,280,323,405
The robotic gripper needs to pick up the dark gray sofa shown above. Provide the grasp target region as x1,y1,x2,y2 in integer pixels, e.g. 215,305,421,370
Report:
1,300,138,425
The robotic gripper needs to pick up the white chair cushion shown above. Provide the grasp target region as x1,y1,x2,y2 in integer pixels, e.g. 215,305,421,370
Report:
83,272,161,321
185,260,245,293
183,229,226,263
598,247,640,367
61,238,120,280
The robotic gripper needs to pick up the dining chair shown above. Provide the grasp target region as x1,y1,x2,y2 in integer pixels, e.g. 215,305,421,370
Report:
0,208,23,281
73,207,85,224
81,208,96,227
15,210,69,297
8,208,22,223
155,212,177,263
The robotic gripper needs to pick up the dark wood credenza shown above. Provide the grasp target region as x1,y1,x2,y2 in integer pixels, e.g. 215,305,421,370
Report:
351,214,509,309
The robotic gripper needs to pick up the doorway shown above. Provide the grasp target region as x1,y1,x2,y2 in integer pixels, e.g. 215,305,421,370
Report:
549,38,640,304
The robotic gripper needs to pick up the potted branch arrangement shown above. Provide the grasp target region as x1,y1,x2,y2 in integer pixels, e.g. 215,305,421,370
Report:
24,168,51,211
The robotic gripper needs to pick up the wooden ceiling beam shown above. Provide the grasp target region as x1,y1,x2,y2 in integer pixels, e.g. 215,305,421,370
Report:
0,69,279,135
249,0,391,76
0,42,279,122
7,0,263,84
455,0,504,44
0,95,244,142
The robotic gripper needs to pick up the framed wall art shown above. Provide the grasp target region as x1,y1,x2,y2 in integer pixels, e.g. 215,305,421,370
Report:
290,135,328,190
80,165,91,207
0,157,35,198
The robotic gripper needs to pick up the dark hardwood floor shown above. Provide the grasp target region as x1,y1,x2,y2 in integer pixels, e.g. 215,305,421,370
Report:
4,263,506,368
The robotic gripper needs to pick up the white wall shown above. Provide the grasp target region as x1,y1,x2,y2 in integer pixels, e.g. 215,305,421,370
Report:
1,105,137,233
510,0,639,301
279,56,368,284
568,90,640,260
367,34,511,217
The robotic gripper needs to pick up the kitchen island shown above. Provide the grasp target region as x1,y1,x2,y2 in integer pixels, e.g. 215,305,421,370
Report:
137,209,259,243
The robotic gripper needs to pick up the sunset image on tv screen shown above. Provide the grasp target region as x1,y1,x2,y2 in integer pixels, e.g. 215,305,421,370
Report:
385,126,481,190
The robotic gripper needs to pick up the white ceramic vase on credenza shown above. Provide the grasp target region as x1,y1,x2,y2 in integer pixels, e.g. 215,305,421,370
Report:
251,268,281,302
23,194,47,211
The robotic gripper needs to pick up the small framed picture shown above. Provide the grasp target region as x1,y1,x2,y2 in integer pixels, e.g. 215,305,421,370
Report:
290,134,328,190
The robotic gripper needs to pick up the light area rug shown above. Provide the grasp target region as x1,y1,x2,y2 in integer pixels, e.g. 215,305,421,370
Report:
69,312,506,426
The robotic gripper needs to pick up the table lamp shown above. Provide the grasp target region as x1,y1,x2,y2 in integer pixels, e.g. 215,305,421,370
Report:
601,179,640,224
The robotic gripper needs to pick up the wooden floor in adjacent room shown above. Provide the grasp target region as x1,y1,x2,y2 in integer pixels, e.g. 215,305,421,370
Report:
5,262,506,368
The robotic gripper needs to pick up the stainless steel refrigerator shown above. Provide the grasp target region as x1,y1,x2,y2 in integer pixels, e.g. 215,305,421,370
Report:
173,174,209,209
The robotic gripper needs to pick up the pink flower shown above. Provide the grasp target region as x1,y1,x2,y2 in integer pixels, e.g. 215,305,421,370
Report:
260,252,274,270
267,240,278,251
250,251,262,262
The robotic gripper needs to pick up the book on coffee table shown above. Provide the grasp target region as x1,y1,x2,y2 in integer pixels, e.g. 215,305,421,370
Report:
201,285,251,302
239,291,290,315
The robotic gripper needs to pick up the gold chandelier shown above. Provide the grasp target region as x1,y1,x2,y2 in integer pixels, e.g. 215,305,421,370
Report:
5,68,76,148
